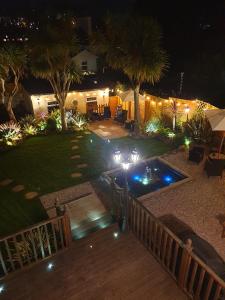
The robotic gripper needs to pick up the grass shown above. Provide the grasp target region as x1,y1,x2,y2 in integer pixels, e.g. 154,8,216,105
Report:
0,131,172,236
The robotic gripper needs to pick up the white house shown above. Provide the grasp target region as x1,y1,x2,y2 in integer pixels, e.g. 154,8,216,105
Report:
73,50,98,74
31,88,109,116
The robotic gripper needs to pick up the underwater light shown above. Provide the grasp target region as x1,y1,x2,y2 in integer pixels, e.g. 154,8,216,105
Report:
164,175,173,183
133,175,141,181
142,177,149,185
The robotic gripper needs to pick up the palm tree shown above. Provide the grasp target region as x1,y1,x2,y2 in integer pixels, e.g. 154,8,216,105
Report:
30,17,81,130
0,45,26,122
92,14,168,134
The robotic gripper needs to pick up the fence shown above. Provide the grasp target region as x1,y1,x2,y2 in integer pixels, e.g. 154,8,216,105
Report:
112,185,225,300
0,211,72,278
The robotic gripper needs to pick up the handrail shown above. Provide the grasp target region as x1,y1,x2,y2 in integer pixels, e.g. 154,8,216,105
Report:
111,185,225,300
0,210,72,278
0,215,65,242
127,195,225,299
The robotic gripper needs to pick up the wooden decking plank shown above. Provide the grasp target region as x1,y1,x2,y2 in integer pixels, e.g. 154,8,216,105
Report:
1,225,187,300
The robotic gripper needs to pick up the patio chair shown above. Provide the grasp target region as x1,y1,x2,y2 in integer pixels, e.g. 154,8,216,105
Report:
204,158,225,178
189,146,205,164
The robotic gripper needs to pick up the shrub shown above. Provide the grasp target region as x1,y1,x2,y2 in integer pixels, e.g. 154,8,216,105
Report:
0,122,22,146
73,112,88,131
19,115,36,127
36,119,47,132
145,118,161,134
46,118,57,132
23,124,38,136
49,109,62,130
66,110,75,127
159,112,173,129
184,115,212,144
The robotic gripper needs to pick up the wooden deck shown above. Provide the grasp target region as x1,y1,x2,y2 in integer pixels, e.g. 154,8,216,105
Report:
1,225,187,300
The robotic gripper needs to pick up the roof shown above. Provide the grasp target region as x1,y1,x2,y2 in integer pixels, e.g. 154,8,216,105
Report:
22,75,112,95
74,49,97,59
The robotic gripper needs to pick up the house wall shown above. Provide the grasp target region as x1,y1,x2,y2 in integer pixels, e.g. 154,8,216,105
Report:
31,88,109,116
73,50,97,73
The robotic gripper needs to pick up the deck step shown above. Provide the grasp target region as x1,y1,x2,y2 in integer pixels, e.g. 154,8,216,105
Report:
72,212,115,240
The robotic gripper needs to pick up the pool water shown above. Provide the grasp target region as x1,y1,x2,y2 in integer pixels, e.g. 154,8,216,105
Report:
113,158,187,198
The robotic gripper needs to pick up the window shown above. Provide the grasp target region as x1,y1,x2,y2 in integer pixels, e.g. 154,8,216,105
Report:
86,97,97,102
81,61,88,71
47,101,59,113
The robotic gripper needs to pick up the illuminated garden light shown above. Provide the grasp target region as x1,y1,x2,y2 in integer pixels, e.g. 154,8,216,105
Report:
122,162,130,170
90,139,93,143
168,132,176,139
114,150,121,163
0,284,5,294
184,137,191,147
113,232,119,238
89,245,93,249
131,149,139,163
47,262,54,271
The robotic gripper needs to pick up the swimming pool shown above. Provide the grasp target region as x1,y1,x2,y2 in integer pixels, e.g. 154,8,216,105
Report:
106,157,190,199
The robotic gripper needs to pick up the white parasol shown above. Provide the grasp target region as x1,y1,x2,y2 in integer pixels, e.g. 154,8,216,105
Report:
205,109,225,155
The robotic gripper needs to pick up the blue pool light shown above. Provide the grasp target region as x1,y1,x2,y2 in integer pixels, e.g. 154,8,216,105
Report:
133,175,141,181
164,175,173,183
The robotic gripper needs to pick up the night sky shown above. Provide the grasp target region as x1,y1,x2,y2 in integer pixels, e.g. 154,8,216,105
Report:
2,0,225,106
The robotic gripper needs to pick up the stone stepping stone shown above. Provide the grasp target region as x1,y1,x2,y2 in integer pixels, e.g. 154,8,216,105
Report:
77,135,83,139
84,131,91,135
71,173,82,178
72,145,79,150
12,185,25,192
0,179,13,186
77,163,88,168
71,139,79,143
25,192,38,200
70,155,81,160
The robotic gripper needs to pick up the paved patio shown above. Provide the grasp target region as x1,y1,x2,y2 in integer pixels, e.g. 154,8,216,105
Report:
88,119,128,139
141,150,225,260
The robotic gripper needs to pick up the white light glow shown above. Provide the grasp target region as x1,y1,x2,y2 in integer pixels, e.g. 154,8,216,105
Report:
122,162,130,170
113,232,119,238
0,285,5,294
131,150,139,163
114,150,121,163
47,262,54,271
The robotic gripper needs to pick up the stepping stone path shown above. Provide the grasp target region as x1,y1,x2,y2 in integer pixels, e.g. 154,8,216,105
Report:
77,163,88,168
71,139,79,143
70,155,81,160
0,179,13,186
71,173,82,178
12,185,25,192
84,131,91,135
25,192,39,200
72,145,79,150
77,136,83,139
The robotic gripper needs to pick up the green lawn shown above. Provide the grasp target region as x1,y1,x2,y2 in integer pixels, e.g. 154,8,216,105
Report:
0,132,172,236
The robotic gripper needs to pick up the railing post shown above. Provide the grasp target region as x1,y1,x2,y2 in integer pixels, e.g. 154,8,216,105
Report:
178,239,193,289
62,206,72,247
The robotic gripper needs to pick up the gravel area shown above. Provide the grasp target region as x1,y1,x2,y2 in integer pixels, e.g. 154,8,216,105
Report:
142,150,225,260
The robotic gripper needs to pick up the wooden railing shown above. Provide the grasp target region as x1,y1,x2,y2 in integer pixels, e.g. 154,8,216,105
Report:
0,210,72,278
127,196,225,300
111,184,225,300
